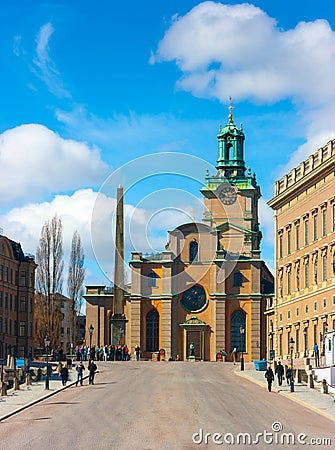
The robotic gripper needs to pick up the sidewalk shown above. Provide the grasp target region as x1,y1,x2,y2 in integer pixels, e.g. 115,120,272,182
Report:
235,364,335,422
0,367,88,421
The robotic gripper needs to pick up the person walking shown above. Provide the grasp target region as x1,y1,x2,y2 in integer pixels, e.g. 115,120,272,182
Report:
313,342,320,367
265,366,275,392
88,360,97,385
275,361,284,386
285,366,292,386
135,345,140,362
75,361,85,386
232,348,237,365
60,364,69,386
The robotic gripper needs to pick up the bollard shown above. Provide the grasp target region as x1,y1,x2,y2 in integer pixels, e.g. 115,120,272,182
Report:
321,379,328,394
26,372,32,386
307,373,314,389
14,377,20,390
1,382,7,396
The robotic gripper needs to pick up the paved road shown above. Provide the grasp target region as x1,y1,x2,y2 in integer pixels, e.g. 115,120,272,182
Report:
0,362,334,450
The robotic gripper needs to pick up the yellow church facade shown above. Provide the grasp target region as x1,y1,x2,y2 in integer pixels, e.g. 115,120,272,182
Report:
85,106,274,361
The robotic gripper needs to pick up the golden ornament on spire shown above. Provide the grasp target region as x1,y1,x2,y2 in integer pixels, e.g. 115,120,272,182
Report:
228,96,234,122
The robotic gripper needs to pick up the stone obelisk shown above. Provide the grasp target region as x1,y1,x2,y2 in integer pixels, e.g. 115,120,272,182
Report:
110,184,127,345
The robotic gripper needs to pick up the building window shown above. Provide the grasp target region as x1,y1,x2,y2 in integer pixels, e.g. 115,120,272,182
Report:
20,271,26,287
5,293,8,309
287,270,291,294
288,310,291,319
148,271,157,287
333,295,335,305
322,209,327,236
304,219,309,246
146,309,159,352
60,327,64,334
0,292,2,307
231,310,246,352
295,223,300,250
296,308,299,316
14,296,17,311
314,301,317,311
233,272,243,287
305,305,309,314
14,320,17,335
287,331,291,353
279,234,283,258
287,229,291,255
189,239,198,262
333,204,335,232
279,333,283,356
322,254,327,281
20,297,26,312
313,214,317,241
19,321,26,337
29,298,33,313
323,298,327,308
313,324,317,345
296,328,299,353
305,261,309,288
0,265,2,281
4,267,8,282
10,294,12,310
279,313,282,322
0,317,2,333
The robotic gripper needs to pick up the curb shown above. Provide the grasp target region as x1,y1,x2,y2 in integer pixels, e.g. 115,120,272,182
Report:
0,374,89,422
235,370,335,424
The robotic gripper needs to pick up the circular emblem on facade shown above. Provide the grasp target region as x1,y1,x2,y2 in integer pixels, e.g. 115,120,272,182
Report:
181,285,207,313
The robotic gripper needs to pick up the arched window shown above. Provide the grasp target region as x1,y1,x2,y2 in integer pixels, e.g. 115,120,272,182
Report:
146,309,159,352
189,239,198,262
148,271,157,287
231,310,246,352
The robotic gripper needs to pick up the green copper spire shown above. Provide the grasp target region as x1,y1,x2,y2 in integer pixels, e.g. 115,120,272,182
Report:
216,97,246,179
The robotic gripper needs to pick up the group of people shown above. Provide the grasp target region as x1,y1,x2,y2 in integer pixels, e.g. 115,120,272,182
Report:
74,344,141,362
74,360,98,386
264,361,293,392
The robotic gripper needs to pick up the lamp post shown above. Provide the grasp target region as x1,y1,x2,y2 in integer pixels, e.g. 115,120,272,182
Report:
44,335,51,390
289,337,295,392
240,326,245,371
88,324,94,363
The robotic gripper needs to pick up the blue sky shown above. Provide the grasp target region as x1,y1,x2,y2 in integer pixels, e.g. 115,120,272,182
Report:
1,1,335,288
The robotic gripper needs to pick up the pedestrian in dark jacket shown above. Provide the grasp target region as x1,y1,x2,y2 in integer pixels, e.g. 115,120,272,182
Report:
285,367,292,386
88,361,97,385
275,361,284,386
60,364,69,386
265,366,274,392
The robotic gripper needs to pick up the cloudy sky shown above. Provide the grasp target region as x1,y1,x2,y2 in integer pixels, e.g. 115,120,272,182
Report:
1,0,335,288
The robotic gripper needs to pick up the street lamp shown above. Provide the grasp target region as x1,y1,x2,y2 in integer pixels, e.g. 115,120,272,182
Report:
240,326,245,371
289,337,295,392
44,335,51,390
88,324,94,363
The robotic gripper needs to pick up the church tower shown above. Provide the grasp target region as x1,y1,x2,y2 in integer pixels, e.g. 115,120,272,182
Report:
201,98,262,258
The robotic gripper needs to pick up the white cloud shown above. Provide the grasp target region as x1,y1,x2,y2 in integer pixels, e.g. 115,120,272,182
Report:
0,188,200,285
32,22,70,98
0,124,109,206
152,2,335,172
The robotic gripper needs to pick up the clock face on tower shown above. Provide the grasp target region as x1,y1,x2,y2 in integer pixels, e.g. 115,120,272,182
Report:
218,185,237,205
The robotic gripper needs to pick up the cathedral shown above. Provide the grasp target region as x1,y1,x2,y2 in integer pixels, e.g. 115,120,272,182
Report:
85,104,274,361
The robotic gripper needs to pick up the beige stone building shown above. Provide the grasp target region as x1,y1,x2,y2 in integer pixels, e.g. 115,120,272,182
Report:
0,234,36,359
267,139,335,362
86,107,274,361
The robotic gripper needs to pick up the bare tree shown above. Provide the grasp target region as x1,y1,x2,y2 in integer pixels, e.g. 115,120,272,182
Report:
35,214,64,349
67,230,85,346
